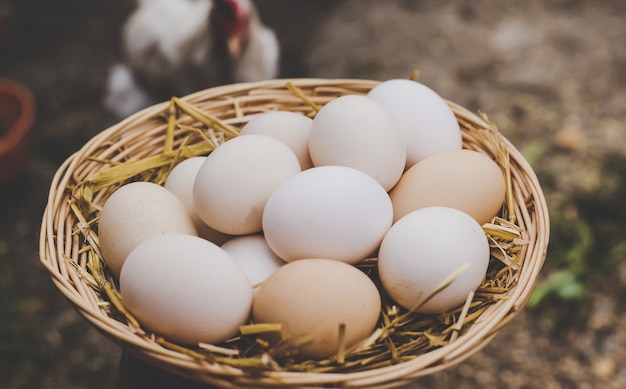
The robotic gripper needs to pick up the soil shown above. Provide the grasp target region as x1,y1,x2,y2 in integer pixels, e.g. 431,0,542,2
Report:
1,0,625,388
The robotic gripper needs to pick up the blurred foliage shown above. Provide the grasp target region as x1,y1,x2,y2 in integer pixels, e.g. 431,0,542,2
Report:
528,152,626,309
0,239,48,387
0,237,118,388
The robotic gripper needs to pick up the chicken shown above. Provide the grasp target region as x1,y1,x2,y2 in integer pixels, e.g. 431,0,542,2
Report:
104,0,280,118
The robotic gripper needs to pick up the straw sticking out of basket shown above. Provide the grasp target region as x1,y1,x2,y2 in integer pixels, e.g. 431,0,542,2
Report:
39,78,549,388
66,81,526,372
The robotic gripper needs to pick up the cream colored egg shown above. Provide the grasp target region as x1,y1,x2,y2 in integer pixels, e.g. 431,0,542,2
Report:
98,181,197,277
389,149,506,225
367,79,462,168
193,134,301,235
262,166,393,264
221,233,286,292
239,111,314,170
120,233,253,345
164,156,231,245
308,95,406,191
252,258,381,359
378,206,490,314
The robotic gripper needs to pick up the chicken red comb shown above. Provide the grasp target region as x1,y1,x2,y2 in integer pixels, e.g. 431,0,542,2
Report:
212,0,251,58
213,0,248,32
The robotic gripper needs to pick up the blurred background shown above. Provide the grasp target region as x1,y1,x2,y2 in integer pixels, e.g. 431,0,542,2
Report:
1,0,625,387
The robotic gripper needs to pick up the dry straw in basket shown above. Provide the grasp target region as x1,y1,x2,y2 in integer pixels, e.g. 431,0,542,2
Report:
39,78,549,388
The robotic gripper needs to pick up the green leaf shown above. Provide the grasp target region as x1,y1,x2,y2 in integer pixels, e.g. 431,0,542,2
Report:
527,269,585,308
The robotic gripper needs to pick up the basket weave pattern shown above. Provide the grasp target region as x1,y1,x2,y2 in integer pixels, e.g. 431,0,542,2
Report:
39,79,549,388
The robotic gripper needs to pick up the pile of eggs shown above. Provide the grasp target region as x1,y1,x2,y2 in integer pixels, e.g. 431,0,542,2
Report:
98,79,506,359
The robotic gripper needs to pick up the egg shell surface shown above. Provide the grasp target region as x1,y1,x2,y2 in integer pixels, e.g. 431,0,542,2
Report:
367,79,462,168
262,166,393,264
193,134,301,235
221,233,286,291
308,94,406,191
378,206,490,314
98,181,198,277
252,258,382,359
239,111,314,170
389,149,506,225
164,156,231,245
120,233,253,345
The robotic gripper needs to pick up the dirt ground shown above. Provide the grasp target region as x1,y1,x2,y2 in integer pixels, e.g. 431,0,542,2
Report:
1,0,625,388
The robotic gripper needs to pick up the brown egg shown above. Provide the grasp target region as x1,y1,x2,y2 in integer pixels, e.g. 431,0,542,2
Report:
389,149,505,225
252,258,381,359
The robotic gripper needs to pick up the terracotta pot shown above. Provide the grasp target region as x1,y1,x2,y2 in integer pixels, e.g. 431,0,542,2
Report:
0,78,35,187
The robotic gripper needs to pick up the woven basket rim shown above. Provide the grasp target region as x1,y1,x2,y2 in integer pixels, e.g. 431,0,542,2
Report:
39,78,550,388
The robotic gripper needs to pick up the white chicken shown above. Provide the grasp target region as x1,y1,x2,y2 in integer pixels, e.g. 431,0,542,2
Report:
104,0,280,118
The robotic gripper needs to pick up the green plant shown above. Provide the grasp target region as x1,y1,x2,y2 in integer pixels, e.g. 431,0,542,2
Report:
528,152,626,308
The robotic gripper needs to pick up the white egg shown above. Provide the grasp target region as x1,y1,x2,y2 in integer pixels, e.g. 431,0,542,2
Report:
262,166,393,264
120,233,253,345
367,79,462,168
308,95,406,191
98,181,197,277
239,111,314,170
193,134,301,235
221,233,286,292
378,206,490,314
164,156,231,245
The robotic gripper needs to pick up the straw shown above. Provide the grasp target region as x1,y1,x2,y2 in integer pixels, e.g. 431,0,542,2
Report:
38,78,549,388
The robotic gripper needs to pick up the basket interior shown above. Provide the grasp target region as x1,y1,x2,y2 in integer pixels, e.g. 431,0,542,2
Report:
39,78,549,388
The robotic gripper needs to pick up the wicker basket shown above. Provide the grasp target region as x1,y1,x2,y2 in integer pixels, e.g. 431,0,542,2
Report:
39,78,549,388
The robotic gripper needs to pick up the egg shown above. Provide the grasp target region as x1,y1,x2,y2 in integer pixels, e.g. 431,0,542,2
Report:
262,166,393,264
164,156,231,245
221,233,286,291
367,79,462,168
120,233,253,345
389,149,506,225
239,111,314,170
308,95,406,191
98,181,198,277
193,134,301,235
252,258,381,359
378,206,490,314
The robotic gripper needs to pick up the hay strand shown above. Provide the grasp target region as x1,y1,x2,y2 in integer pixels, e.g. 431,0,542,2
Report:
38,78,549,388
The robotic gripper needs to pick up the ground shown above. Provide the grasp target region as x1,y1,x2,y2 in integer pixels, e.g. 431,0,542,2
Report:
1,0,625,388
